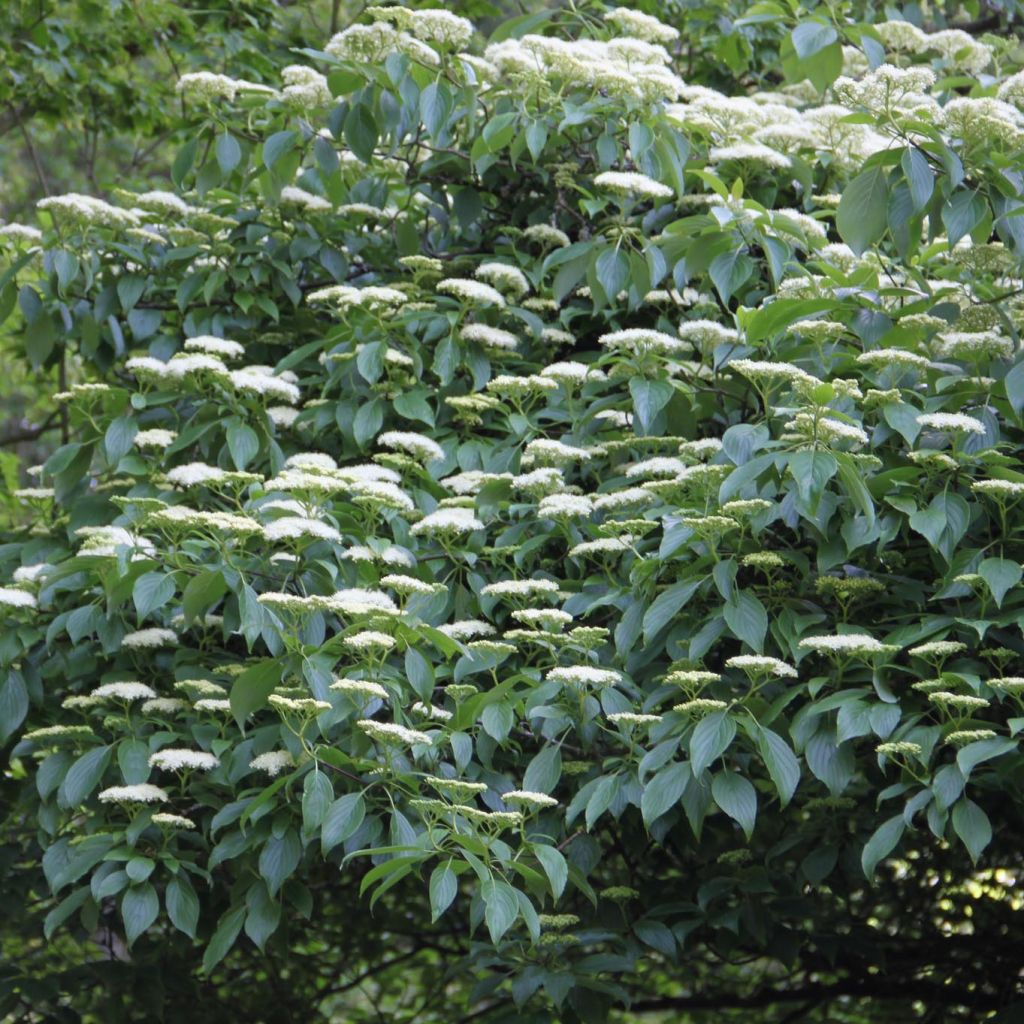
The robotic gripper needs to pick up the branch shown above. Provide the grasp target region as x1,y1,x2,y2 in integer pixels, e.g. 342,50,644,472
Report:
0,410,61,447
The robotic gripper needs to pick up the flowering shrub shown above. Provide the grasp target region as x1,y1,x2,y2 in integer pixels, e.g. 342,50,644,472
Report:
2,3,1024,1020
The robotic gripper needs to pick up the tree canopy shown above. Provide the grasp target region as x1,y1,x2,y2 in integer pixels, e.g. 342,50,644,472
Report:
2,2,1024,1022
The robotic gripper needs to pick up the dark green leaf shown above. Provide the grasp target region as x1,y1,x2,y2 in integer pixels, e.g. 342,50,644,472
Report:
711,770,757,838
690,712,736,777
862,814,905,878
952,799,992,863
837,165,889,256
641,761,689,825
429,862,458,921
121,883,159,946
166,875,200,938
322,793,365,854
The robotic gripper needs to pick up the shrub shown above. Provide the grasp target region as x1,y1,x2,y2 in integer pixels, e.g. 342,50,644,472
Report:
2,3,1024,1020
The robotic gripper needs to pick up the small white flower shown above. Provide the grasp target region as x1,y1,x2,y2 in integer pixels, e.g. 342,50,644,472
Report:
134,428,178,449
151,813,196,829
475,261,530,297
461,324,519,351
318,588,399,616
357,720,433,745
593,171,673,200
121,628,177,650
91,681,158,701
916,412,986,435
377,430,444,462
343,630,397,652
437,278,506,307
330,678,388,700
249,751,297,776
438,620,495,640
149,749,220,771
263,517,342,543
0,587,37,610
502,789,558,808
99,784,170,804
799,634,898,656
725,655,797,677
410,507,484,537
546,665,622,687
481,579,560,599
538,493,594,518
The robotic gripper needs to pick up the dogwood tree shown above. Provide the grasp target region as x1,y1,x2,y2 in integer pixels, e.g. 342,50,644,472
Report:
2,3,1024,1021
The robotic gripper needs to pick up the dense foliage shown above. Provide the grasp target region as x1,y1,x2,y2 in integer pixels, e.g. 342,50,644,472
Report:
3,2,1024,1021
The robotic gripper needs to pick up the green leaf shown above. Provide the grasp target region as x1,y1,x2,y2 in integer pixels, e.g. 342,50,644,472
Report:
393,390,435,426
1004,359,1024,415
117,739,150,785
523,745,561,794
229,660,281,730
171,138,198,188
901,147,933,212
133,572,174,619
526,119,548,161
182,570,227,625
791,21,838,58
404,646,434,703
322,793,366,854
861,814,905,878
420,82,452,138
482,878,519,943
481,702,514,742
121,883,159,946
429,862,458,921
58,746,112,808
978,557,1022,609
104,415,137,465
956,737,1017,778
641,761,689,826
634,919,676,955
788,449,837,506
216,131,242,174
263,130,297,170
534,845,568,900
723,591,767,651
345,104,378,163
757,726,800,807
353,398,384,447
594,247,629,302
24,313,57,367
629,377,674,436
0,670,29,745
202,905,246,973
44,887,90,940
942,190,985,246
54,250,80,292
711,770,757,839
226,423,260,470
746,298,838,345
244,881,281,951
166,875,200,938
709,248,753,304
642,579,701,643
302,769,334,833
258,830,302,896
690,711,736,777
952,799,992,863
837,165,889,256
